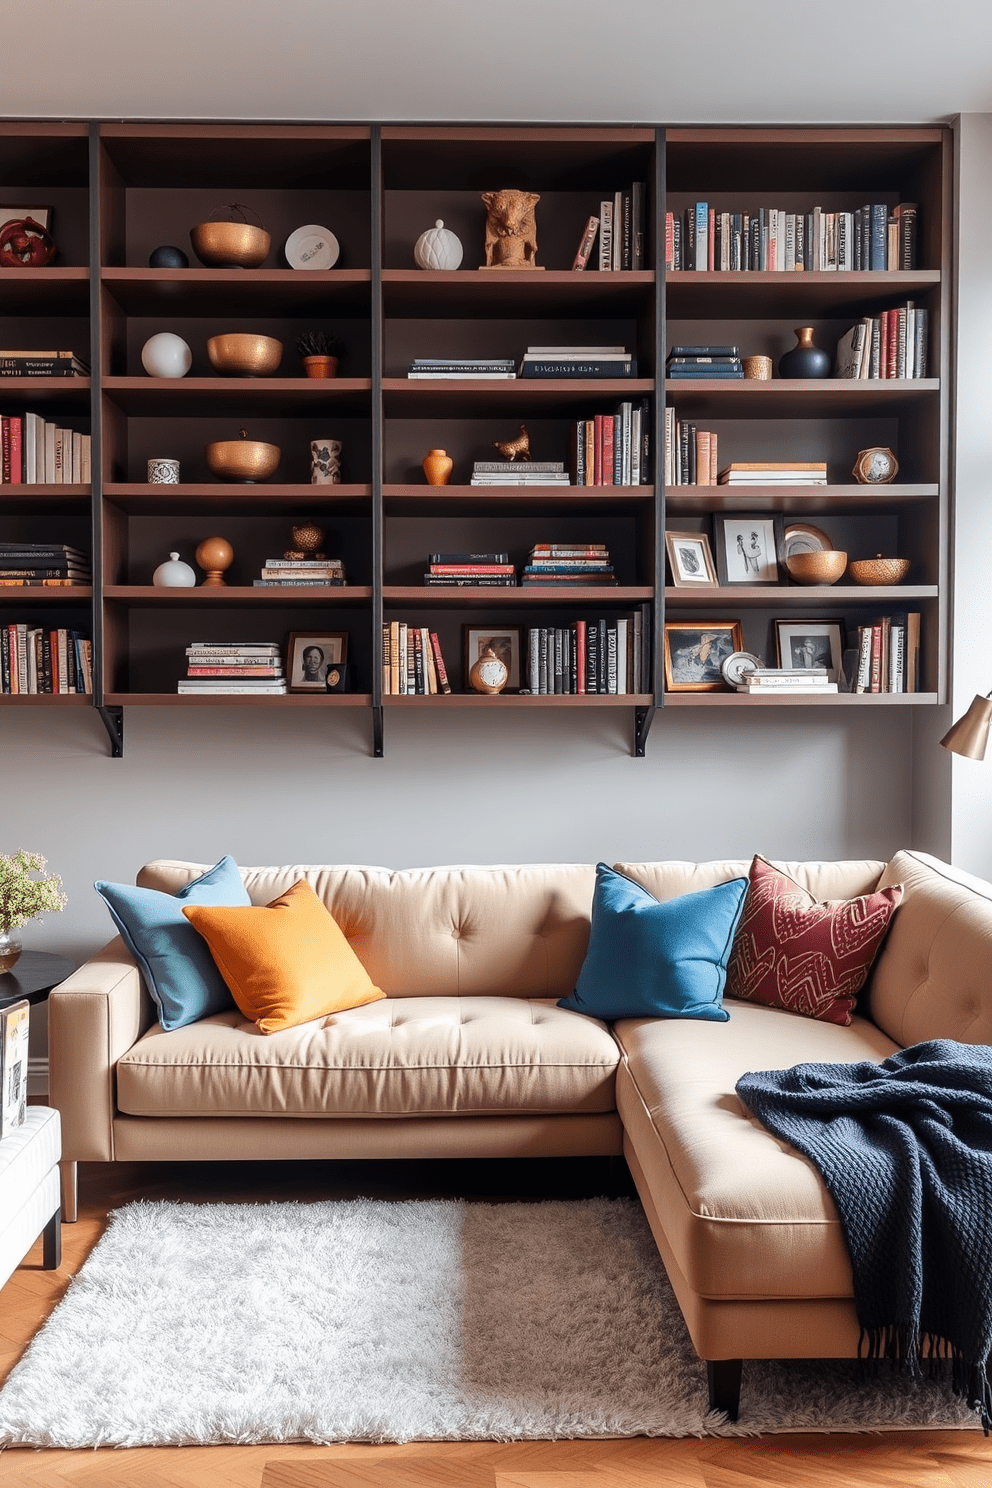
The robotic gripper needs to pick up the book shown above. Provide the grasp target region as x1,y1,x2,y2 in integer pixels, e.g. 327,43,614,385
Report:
571,214,599,271
519,359,635,379
429,552,509,564
0,1000,29,1138
598,199,613,271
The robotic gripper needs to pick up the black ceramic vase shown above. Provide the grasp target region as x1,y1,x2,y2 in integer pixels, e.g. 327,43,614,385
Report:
778,326,831,379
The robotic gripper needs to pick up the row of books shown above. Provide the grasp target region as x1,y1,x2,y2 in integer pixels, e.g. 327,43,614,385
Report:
852,614,921,694
0,350,89,378
521,544,616,587
1,625,92,694
666,202,918,272
254,557,347,588
572,400,650,486
526,615,646,694
382,624,452,695
0,543,91,587
834,305,929,380
424,552,514,588
407,358,515,380
469,460,570,488
572,185,646,272
663,411,718,486
405,346,637,381
734,667,837,696
178,641,287,694
0,414,92,484
667,345,743,381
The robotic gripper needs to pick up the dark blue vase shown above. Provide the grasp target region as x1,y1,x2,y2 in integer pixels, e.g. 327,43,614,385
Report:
149,245,189,269
779,326,831,379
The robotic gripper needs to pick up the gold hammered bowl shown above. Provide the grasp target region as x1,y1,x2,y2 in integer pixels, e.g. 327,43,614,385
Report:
205,433,281,482
785,550,849,585
190,220,271,269
847,556,911,586
206,333,283,377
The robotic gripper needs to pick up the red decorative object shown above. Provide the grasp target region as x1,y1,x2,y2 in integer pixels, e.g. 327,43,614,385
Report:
0,217,56,268
725,855,902,1025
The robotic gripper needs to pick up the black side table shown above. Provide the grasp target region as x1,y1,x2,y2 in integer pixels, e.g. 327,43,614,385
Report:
0,950,75,1010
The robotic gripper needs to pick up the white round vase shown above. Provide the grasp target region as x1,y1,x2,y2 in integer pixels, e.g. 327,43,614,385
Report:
153,551,196,587
141,332,193,379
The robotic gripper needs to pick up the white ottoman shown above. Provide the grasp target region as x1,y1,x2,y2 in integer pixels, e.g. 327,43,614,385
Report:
0,1106,61,1289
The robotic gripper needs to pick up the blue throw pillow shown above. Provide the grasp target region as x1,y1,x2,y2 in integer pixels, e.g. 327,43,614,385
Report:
94,856,251,1030
559,864,748,1022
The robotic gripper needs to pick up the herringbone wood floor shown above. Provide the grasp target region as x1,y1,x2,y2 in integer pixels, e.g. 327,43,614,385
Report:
1,1158,989,1487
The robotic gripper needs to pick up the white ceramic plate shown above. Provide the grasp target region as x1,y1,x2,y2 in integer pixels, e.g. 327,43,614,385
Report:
284,225,340,271
783,522,832,557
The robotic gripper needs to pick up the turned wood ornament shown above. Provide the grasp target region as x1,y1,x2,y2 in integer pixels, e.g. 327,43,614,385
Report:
195,535,234,586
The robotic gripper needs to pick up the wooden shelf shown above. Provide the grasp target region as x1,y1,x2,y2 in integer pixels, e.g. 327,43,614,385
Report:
383,693,652,707
0,268,90,315
382,377,653,418
0,692,91,706
0,586,92,603
101,376,372,417
665,483,937,514
382,270,654,318
664,691,940,707
666,270,941,319
383,484,653,515
664,585,937,608
0,377,90,408
104,692,373,707
665,379,939,417
101,268,373,316
103,483,371,514
384,585,652,608
0,485,91,514
103,585,372,606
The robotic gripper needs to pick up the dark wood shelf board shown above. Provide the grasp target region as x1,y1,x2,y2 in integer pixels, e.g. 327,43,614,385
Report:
383,692,653,708
98,123,371,188
0,586,92,603
665,378,939,417
664,584,936,608
665,270,941,319
665,483,938,514
103,585,372,607
104,691,373,707
101,268,373,316
0,692,91,706
384,585,652,607
383,378,653,418
381,270,654,318
103,483,371,514
0,377,91,408
101,377,372,417
0,268,90,315
664,690,940,707
0,485,91,515
383,483,654,515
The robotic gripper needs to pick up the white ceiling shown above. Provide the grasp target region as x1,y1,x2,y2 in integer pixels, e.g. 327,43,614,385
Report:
2,0,991,123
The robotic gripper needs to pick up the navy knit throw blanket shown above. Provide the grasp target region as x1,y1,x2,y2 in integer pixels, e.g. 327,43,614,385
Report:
736,1038,992,1431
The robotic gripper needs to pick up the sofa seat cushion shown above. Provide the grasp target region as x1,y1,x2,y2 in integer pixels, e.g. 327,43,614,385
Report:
613,1000,899,1303
116,996,620,1119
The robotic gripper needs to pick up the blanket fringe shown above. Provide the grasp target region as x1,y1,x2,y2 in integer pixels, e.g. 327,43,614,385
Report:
859,1327,991,1435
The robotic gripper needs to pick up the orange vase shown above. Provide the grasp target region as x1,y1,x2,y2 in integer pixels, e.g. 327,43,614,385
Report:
422,448,453,485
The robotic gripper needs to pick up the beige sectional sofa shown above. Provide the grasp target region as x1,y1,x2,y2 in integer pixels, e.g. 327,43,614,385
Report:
49,849,992,1420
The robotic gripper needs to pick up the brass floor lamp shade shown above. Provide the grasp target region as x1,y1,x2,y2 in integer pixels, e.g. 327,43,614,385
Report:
940,694,992,760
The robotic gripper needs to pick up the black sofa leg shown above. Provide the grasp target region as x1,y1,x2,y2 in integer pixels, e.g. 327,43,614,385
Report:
42,1206,61,1270
707,1358,742,1420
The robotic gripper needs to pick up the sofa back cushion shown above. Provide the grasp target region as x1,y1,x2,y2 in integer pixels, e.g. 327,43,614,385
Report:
868,850,992,1047
138,861,597,999
613,859,886,905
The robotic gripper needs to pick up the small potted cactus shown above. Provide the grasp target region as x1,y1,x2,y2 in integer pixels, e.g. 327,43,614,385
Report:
296,330,344,379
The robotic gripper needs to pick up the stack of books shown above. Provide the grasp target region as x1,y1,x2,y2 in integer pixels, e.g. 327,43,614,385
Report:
178,641,286,695
423,552,515,588
0,349,89,378
666,346,743,380
381,624,452,694
407,358,515,380
0,414,91,484
834,304,929,379
519,345,636,379
2,625,92,694
665,203,917,272
853,614,921,694
735,667,838,696
526,615,645,694
718,462,827,487
470,461,570,488
0,542,91,587
664,412,718,486
254,557,347,587
572,400,649,485
520,544,617,587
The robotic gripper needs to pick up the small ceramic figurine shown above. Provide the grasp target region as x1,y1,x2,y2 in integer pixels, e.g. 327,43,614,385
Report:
493,425,531,462
480,190,541,270
414,220,464,271
152,552,196,587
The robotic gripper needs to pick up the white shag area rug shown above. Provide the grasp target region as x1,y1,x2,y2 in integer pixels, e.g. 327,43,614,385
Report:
0,1197,977,1448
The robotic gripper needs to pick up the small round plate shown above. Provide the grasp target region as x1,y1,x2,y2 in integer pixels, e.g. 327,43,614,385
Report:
721,650,762,687
783,522,832,558
284,225,340,271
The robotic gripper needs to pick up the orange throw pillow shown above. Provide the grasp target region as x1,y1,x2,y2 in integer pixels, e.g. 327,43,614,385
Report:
182,879,385,1034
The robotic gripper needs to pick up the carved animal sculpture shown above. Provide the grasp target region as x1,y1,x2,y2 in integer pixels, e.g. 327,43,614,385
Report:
481,189,540,269
493,424,532,462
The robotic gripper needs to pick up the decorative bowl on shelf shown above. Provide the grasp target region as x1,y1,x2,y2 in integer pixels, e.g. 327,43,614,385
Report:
847,555,911,586
785,550,848,585
190,206,271,269
205,429,281,482
206,333,283,377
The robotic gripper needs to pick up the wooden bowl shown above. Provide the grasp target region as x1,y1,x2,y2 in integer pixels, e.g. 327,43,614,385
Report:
205,435,281,482
190,220,271,269
206,333,283,377
847,556,911,586
785,550,848,585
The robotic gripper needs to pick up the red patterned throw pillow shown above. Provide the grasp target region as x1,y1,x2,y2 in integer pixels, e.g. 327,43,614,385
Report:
725,856,902,1025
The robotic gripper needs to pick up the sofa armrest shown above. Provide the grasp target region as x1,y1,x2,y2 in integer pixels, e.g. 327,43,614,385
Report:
48,937,155,1161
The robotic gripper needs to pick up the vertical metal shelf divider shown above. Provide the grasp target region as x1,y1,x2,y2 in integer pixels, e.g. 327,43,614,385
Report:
634,125,665,756
370,124,384,756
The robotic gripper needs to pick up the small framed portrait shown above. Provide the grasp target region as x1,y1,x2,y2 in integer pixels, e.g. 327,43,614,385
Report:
665,530,718,587
712,514,785,585
287,631,348,692
774,620,845,680
462,625,523,692
664,621,744,692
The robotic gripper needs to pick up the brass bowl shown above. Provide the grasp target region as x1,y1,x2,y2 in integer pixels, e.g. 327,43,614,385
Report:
786,550,848,586
847,556,911,586
190,220,271,269
206,333,283,377
205,434,281,482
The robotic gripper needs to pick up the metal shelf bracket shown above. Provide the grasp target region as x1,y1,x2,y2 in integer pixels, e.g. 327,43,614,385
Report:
97,705,124,758
633,705,655,758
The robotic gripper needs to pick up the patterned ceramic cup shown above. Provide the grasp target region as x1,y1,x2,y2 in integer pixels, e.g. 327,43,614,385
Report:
310,439,342,485
147,458,180,484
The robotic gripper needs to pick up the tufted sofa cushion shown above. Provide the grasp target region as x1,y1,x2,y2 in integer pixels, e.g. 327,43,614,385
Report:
613,859,886,904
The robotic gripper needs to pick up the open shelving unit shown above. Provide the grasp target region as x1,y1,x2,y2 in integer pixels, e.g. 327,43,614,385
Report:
0,120,951,754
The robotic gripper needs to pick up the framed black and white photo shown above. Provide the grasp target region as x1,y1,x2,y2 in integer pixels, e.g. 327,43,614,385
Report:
713,514,785,585
774,620,845,680
665,530,718,587
287,631,348,692
663,621,744,692
462,626,523,692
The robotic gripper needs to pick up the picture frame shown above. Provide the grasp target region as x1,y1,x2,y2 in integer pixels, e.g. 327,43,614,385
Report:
663,621,744,692
286,631,348,692
462,625,523,692
712,514,786,585
0,206,52,234
774,620,845,680
665,530,718,587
